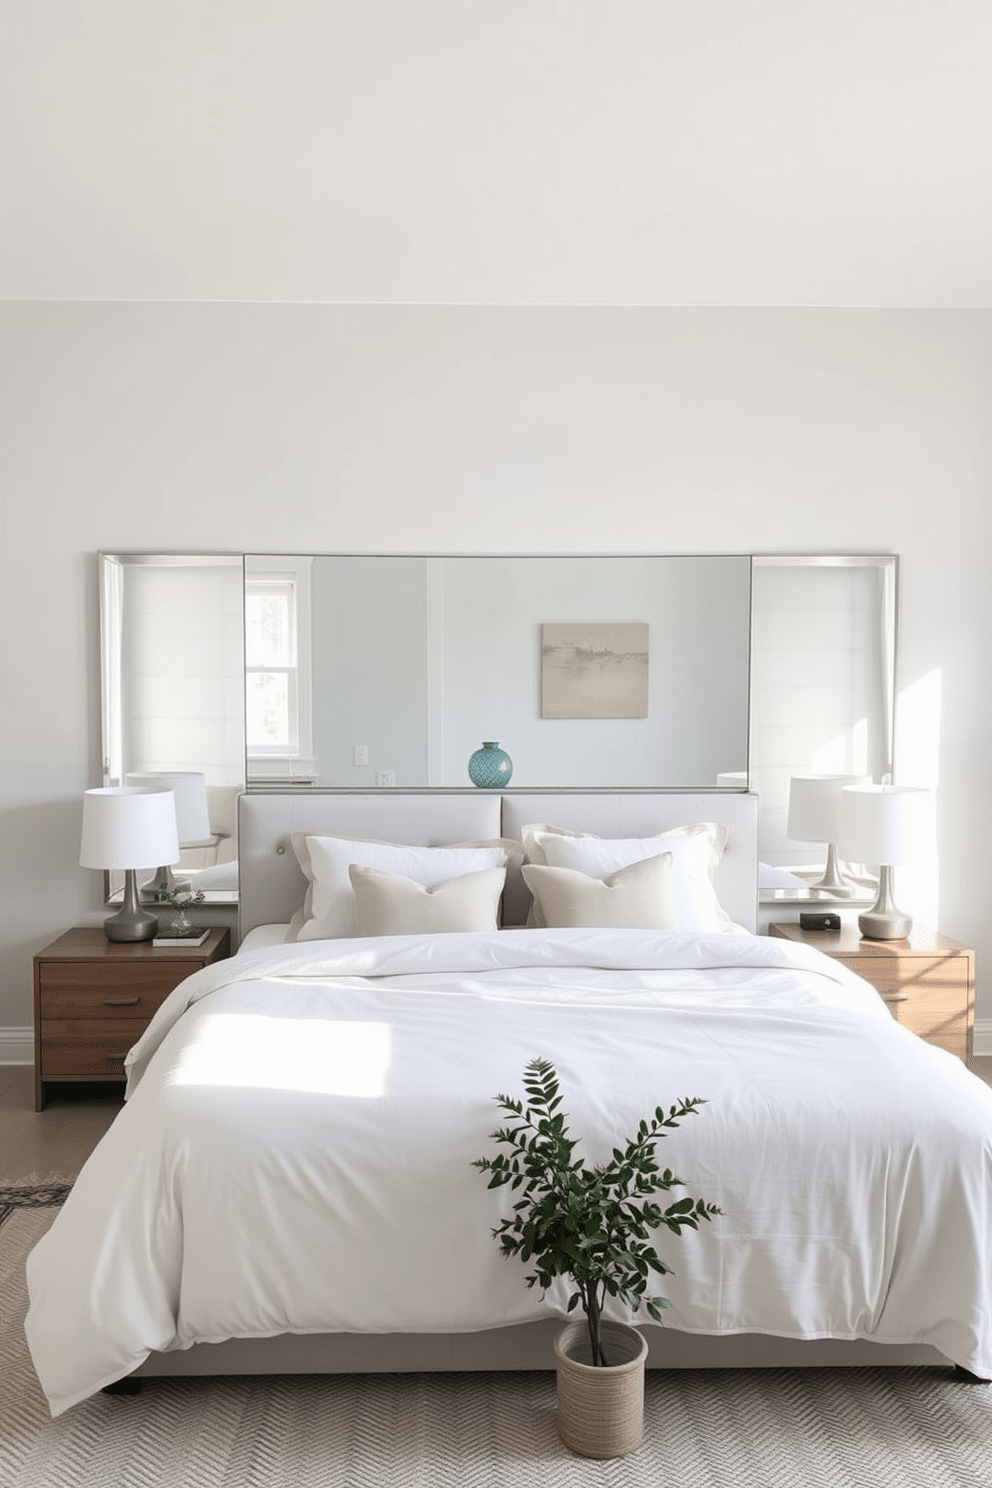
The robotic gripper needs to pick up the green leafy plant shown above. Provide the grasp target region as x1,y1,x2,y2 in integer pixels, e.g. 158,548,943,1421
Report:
473,1056,720,1367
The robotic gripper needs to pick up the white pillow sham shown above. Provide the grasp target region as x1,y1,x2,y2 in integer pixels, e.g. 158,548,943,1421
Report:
521,854,676,930
521,820,733,933
289,834,511,940
349,864,506,936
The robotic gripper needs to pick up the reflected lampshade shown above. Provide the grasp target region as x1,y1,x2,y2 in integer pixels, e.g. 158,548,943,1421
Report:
125,771,211,846
786,772,871,898
787,774,870,845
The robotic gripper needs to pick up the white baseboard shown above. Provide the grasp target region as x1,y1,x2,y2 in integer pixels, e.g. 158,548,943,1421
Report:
0,1028,33,1065
973,1020,992,1058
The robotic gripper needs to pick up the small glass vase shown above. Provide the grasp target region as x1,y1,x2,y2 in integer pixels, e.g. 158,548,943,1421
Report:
468,741,513,788
171,906,193,936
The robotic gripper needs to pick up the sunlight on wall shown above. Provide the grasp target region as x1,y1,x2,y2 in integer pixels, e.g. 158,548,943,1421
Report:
810,733,848,774
169,1015,391,1096
894,668,941,928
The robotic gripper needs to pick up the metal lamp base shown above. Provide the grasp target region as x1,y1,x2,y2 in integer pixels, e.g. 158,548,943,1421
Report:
808,842,861,898
858,865,912,941
105,869,159,943
141,864,191,902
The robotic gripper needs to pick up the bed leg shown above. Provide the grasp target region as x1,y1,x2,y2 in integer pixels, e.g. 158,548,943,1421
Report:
953,1365,990,1384
101,1377,143,1397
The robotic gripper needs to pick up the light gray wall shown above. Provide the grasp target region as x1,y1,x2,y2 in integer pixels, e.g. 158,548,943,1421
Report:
300,554,750,788
4,4,989,309
310,557,430,788
437,556,750,787
2,303,991,1039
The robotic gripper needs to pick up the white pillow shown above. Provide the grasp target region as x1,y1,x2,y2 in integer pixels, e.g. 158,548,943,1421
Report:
349,864,506,936
289,834,510,940
521,821,733,933
521,854,676,930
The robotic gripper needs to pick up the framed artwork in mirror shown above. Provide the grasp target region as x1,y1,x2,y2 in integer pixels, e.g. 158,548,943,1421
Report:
541,622,649,719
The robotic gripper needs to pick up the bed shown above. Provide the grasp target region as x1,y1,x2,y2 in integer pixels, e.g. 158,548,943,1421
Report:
25,790,992,1416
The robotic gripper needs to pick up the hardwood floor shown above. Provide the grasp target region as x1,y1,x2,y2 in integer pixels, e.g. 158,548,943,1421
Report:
3,1056,992,1187
0,1067,122,1183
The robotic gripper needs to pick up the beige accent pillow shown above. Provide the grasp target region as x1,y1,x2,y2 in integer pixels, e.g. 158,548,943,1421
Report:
521,821,732,932
288,834,515,940
521,853,677,930
348,864,506,937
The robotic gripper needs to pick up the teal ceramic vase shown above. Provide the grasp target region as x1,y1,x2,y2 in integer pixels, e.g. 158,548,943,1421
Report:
468,741,513,788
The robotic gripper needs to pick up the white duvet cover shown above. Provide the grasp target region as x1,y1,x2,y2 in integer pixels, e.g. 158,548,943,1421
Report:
25,928,992,1414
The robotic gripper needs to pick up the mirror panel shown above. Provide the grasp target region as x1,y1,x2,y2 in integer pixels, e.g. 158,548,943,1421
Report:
100,553,245,901
749,555,897,899
244,555,753,790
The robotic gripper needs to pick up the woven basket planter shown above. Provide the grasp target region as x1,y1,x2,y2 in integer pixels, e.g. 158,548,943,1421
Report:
554,1320,648,1459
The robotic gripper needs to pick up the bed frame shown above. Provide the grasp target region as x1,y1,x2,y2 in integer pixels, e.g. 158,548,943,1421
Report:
236,788,761,936
137,788,947,1376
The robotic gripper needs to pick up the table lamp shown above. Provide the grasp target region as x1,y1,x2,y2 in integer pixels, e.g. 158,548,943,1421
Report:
80,787,181,942
125,771,211,897
786,774,869,896
839,783,933,939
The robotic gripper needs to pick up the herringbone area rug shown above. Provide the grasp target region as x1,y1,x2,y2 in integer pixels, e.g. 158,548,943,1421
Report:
3,1189,991,1487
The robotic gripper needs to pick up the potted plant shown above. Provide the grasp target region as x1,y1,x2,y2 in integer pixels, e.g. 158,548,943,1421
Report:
474,1056,719,1459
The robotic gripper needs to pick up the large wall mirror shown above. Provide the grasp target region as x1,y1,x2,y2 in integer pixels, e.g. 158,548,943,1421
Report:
243,555,752,790
99,551,896,905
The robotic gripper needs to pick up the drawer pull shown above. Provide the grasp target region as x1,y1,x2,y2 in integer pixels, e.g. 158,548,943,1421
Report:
103,997,140,1007
105,1055,127,1066
882,991,911,1004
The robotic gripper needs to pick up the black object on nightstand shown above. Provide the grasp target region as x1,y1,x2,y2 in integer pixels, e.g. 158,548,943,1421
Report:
799,911,841,931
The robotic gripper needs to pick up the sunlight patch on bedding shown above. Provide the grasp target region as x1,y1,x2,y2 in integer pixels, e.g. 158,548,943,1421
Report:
168,1015,391,1096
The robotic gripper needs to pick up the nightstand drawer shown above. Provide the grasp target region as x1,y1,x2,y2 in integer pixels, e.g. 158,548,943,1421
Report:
39,960,196,992
39,1021,148,1076
876,991,969,1056
834,953,971,992
38,971,180,1021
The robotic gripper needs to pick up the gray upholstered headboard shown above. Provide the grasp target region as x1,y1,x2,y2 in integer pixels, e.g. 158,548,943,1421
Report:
238,790,759,938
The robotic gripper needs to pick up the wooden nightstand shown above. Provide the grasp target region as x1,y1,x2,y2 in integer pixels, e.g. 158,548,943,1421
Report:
33,926,231,1110
769,922,975,1064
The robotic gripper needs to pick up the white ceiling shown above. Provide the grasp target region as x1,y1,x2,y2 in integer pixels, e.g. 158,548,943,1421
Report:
3,0,991,305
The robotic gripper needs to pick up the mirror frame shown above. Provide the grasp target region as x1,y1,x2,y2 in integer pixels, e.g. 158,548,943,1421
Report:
99,550,899,909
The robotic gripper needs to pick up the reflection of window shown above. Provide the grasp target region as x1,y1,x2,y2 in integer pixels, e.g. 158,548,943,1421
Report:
245,561,313,767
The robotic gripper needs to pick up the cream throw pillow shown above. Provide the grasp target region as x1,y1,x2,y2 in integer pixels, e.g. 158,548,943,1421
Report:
521,821,732,933
348,864,506,936
288,835,512,940
521,853,676,930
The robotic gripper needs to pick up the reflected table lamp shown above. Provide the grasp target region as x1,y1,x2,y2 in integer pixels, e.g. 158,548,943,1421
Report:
786,774,870,896
125,771,211,898
839,783,933,940
80,787,181,942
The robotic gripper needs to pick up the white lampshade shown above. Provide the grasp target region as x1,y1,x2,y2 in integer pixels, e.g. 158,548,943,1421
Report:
839,784,933,867
787,774,870,845
125,771,211,845
80,787,181,870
